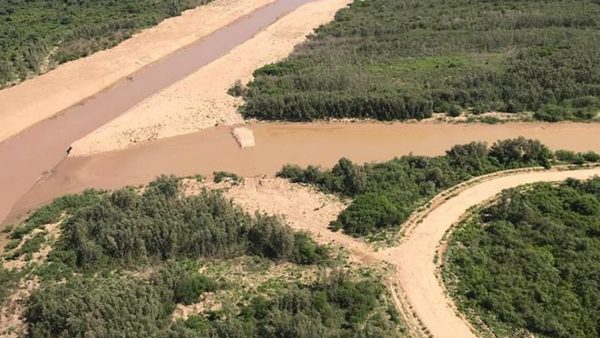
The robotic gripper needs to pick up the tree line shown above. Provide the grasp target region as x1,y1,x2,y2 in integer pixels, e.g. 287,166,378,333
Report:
278,138,600,236
0,0,213,87
240,0,600,122
27,175,328,270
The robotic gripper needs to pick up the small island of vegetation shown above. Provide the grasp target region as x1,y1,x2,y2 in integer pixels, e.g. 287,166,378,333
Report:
278,138,600,238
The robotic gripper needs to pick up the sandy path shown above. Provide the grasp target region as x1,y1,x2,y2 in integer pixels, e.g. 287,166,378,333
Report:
0,0,277,143
71,0,351,156
374,166,600,338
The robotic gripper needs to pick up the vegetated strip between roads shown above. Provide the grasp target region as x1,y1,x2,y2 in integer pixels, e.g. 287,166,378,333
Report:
374,165,600,338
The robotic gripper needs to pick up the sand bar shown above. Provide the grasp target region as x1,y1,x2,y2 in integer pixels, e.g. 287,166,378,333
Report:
71,0,352,155
0,0,278,142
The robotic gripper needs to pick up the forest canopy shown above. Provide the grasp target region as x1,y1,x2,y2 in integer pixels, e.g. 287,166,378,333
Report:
0,0,212,87
444,177,600,338
278,138,600,237
242,0,600,122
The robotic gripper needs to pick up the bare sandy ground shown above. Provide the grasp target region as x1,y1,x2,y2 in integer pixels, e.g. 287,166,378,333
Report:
374,166,600,338
70,0,352,156
203,177,375,259
0,0,277,143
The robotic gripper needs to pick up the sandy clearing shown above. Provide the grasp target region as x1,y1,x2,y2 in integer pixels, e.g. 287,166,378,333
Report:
70,0,352,156
206,177,378,264
0,0,277,143
375,166,600,338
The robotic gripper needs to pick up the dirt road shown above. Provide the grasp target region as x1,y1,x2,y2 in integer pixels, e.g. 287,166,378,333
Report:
181,168,600,337
374,167,600,338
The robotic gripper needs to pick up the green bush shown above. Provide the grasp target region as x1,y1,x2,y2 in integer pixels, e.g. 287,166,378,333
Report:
174,273,218,305
445,178,600,337
447,105,462,117
227,80,245,97
583,151,600,163
279,138,556,236
213,171,244,184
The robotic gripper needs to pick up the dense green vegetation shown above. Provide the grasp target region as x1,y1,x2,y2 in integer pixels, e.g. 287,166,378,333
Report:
242,0,600,122
444,178,600,338
26,268,401,338
0,0,212,87
278,138,600,237
1,176,402,337
169,273,402,338
20,176,327,270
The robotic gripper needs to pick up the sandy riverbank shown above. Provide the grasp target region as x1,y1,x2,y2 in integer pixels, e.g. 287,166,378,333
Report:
70,0,352,156
0,0,277,143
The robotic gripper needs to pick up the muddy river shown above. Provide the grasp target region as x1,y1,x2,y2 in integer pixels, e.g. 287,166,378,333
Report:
6,121,600,224
0,0,320,225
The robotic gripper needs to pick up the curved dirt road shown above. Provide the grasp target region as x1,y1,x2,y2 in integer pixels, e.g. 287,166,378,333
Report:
375,166,600,338
180,167,600,338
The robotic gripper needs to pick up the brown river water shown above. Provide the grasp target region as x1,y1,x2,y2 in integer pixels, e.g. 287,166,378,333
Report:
5,121,600,224
0,0,318,225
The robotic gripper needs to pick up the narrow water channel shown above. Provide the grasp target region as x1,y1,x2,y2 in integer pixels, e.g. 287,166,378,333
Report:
6,121,600,224
0,0,317,223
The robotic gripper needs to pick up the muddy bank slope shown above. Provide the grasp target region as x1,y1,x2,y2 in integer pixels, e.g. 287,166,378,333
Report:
71,0,352,156
0,0,276,143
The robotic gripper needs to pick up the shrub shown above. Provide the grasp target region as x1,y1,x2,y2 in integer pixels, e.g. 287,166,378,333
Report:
447,105,462,117
213,171,244,184
227,80,245,97
174,273,218,305
582,151,600,163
